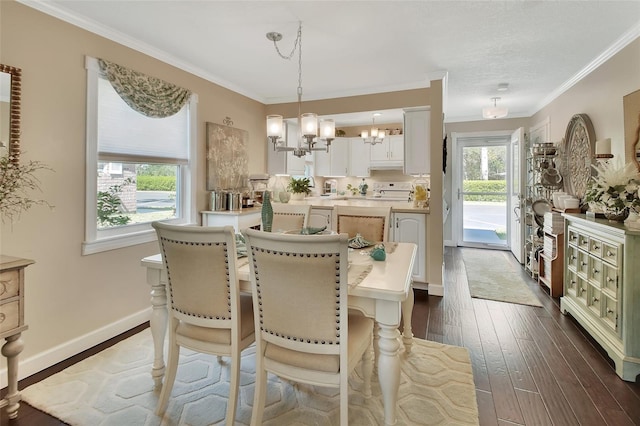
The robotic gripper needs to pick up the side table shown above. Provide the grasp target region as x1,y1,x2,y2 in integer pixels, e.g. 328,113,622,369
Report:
0,255,33,419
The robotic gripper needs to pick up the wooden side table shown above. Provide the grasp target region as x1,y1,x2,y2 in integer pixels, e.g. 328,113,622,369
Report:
0,255,33,419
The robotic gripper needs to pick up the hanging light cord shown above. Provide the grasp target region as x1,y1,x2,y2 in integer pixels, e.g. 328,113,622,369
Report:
270,22,304,147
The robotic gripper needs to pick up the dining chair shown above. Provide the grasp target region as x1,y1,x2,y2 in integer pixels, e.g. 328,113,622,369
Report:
333,205,392,243
269,203,311,232
151,222,255,422
243,228,374,425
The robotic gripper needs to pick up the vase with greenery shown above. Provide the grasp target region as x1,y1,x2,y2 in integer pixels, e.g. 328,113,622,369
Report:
287,177,311,200
0,154,53,223
584,160,640,221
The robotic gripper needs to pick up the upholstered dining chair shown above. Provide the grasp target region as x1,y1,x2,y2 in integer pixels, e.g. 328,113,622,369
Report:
269,203,311,232
333,205,392,243
152,222,255,423
243,228,374,425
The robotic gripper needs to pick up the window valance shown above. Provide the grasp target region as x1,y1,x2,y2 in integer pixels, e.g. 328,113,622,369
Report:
98,58,191,118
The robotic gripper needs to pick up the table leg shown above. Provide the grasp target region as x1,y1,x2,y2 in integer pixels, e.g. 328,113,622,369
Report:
377,322,402,426
401,283,414,353
147,268,168,388
2,333,24,419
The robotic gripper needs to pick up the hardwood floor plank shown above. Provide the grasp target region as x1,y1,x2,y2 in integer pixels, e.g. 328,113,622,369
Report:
488,306,537,392
517,338,578,426
460,306,491,392
476,389,500,426
514,389,553,426
474,298,525,424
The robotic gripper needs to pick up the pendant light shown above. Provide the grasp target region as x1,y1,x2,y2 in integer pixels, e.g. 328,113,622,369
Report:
482,97,508,119
362,113,386,145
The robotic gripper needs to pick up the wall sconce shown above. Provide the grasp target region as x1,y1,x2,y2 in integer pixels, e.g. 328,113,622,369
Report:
594,138,614,160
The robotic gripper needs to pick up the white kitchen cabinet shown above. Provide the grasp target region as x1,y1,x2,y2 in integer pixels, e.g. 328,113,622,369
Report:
349,137,371,177
403,108,430,175
314,137,349,177
309,207,332,229
370,135,404,168
392,212,427,284
267,122,308,176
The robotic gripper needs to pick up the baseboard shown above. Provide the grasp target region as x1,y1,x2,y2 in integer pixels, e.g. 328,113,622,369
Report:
427,283,444,296
0,308,151,388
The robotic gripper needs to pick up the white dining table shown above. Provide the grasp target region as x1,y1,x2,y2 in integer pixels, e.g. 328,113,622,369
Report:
141,242,416,426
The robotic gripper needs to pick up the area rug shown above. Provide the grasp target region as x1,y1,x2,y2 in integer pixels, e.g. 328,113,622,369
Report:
21,330,478,425
462,248,543,307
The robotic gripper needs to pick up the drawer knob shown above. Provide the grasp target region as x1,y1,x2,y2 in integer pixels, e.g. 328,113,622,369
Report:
593,245,600,250
607,251,613,257
607,277,614,283
571,255,576,260
571,280,576,285
592,268,599,274
607,308,614,314
592,297,599,303
581,261,587,266
580,288,586,294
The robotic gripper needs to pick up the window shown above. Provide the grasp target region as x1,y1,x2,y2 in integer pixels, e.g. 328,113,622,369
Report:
83,57,197,255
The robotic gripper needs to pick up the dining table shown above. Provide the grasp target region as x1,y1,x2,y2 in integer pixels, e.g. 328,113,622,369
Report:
141,241,416,426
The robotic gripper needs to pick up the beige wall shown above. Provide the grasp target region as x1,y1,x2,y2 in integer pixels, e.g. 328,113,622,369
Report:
531,37,640,161
0,1,266,383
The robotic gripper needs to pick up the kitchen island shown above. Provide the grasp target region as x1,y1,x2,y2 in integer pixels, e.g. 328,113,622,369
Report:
201,198,431,291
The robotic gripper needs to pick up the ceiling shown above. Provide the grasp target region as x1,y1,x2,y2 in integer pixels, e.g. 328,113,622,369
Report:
20,1,640,126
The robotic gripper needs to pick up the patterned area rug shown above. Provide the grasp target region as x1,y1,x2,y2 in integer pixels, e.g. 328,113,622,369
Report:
462,248,543,307
21,330,478,425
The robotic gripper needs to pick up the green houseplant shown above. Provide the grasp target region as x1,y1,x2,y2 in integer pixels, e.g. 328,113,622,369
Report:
287,177,311,200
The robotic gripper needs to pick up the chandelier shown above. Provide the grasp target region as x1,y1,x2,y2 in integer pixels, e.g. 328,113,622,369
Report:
361,113,386,145
265,22,334,157
482,97,508,119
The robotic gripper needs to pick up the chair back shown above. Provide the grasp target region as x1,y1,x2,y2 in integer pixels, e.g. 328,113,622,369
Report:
333,205,391,243
270,203,311,232
152,222,240,329
244,228,349,357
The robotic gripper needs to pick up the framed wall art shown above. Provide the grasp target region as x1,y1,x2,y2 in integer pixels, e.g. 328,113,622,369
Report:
206,122,249,190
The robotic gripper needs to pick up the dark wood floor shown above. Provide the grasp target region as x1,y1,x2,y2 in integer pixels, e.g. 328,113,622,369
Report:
2,246,639,425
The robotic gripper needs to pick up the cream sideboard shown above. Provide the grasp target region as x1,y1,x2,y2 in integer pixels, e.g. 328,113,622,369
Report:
561,214,640,381
0,255,34,419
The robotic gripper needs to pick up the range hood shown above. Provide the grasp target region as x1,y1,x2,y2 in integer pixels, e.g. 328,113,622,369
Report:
369,161,404,170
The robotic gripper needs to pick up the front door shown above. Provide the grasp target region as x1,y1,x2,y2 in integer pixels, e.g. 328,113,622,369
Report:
454,136,510,249
509,128,525,263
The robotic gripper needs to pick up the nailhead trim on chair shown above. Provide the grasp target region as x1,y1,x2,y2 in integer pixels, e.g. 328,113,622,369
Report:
160,238,233,320
251,246,342,344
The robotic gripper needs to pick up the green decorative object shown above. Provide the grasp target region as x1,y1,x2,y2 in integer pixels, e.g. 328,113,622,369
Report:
261,191,273,232
370,244,386,261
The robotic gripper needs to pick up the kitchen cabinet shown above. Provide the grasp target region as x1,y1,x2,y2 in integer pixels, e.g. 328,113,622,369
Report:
201,209,262,233
561,214,640,381
403,108,430,175
391,212,427,283
309,207,332,229
267,122,310,176
370,135,404,168
314,137,349,177
349,137,371,177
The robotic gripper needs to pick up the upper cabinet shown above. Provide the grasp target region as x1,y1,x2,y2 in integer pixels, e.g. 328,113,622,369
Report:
403,108,430,175
267,122,309,176
349,137,371,177
314,137,349,177
370,135,404,169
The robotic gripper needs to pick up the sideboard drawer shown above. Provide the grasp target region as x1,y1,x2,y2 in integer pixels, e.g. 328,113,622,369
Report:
566,269,578,296
0,270,20,301
602,294,619,334
577,234,590,251
602,263,619,296
0,300,20,333
588,284,602,317
567,245,579,271
602,242,620,267
577,250,590,277
588,256,603,287
567,228,579,246
588,237,603,258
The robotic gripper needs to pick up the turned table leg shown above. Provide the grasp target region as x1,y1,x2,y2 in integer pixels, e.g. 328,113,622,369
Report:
401,283,414,353
147,268,168,388
2,333,25,419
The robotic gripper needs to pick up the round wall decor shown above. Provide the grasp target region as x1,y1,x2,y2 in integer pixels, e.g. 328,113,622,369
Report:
564,114,595,199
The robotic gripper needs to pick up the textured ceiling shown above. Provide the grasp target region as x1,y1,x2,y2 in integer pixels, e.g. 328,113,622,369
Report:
19,1,640,125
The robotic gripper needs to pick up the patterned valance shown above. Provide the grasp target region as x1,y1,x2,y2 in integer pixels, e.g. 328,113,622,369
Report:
98,59,191,118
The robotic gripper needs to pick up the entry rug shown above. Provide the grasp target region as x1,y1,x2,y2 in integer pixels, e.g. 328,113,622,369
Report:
462,248,543,307
21,330,478,425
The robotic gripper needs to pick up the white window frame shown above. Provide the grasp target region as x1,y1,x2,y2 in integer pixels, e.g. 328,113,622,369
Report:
82,56,197,255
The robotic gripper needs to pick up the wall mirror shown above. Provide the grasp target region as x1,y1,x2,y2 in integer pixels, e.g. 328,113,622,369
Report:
623,89,640,171
0,64,22,163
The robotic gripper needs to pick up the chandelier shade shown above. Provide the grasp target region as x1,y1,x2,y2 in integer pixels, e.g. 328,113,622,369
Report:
482,97,508,119
362,113,386,145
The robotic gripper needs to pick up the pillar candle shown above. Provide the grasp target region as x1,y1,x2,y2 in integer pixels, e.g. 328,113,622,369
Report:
595,138,611,155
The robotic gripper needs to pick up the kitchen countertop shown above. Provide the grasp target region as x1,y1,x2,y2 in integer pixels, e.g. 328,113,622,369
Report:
202,198,429,215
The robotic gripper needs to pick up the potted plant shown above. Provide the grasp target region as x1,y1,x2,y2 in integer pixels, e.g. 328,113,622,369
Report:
287,177,311,200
